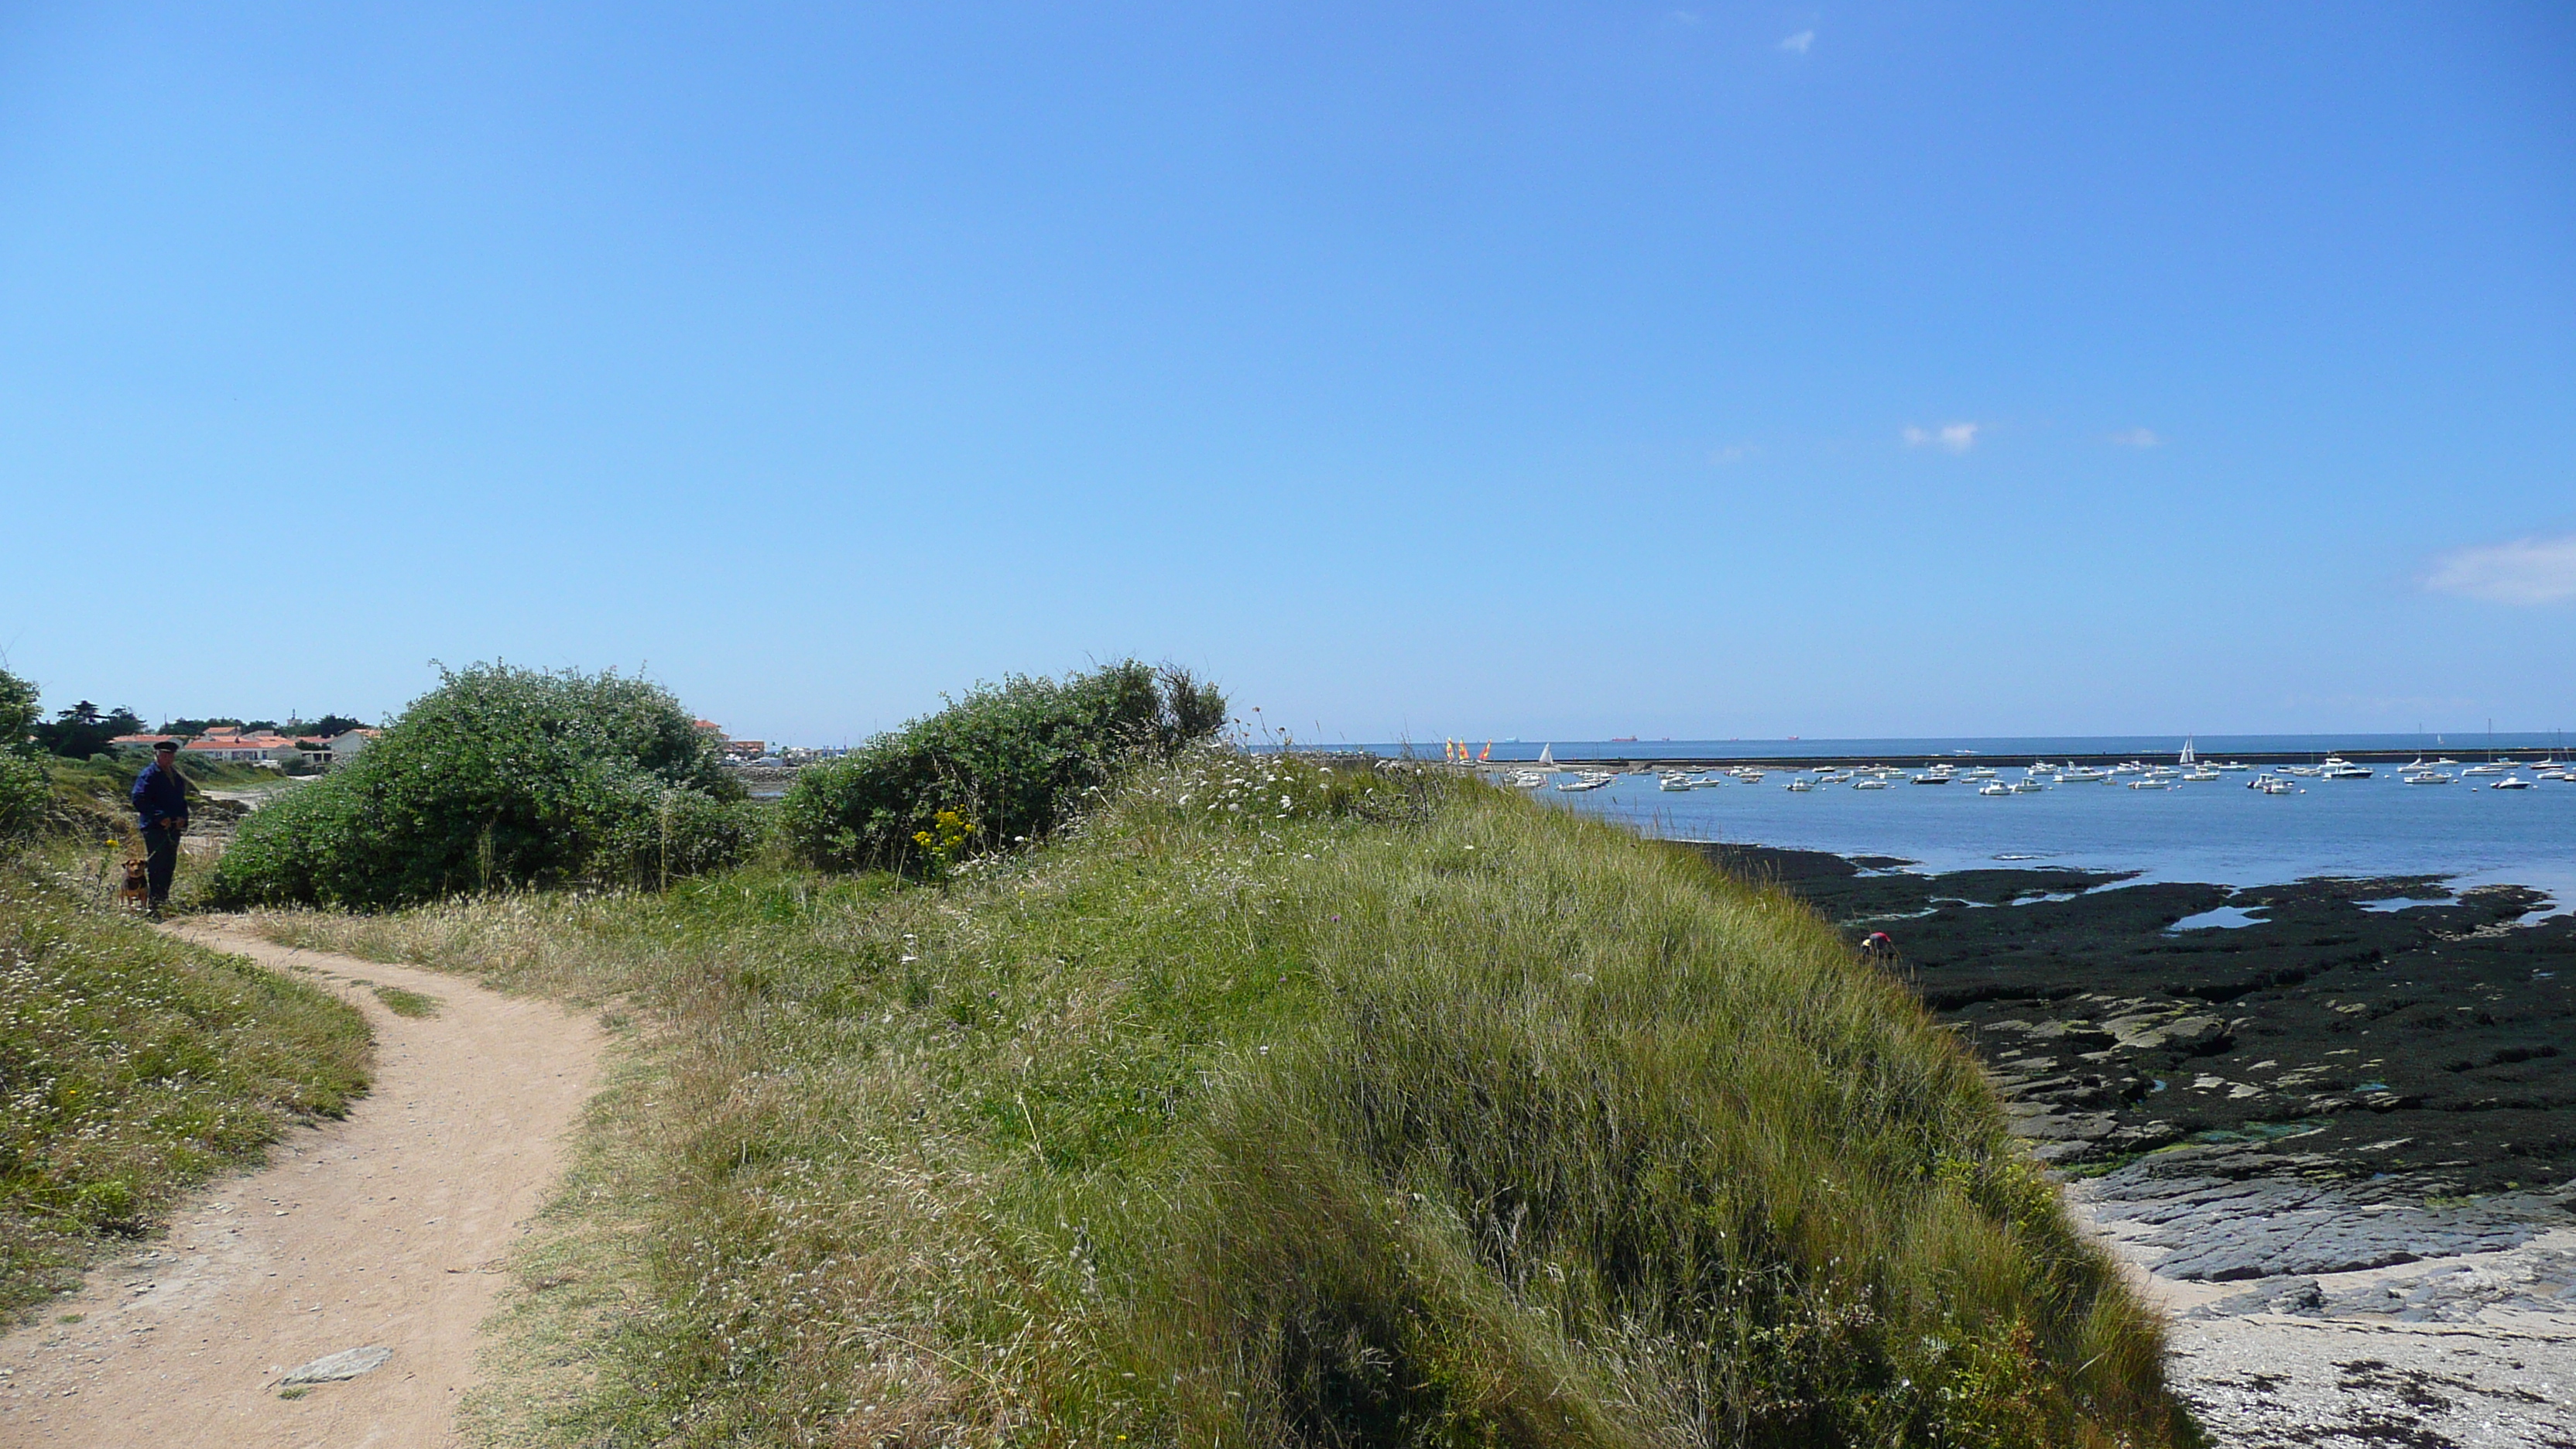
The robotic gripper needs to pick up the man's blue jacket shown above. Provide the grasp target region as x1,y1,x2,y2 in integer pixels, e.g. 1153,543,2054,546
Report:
132,760,189,831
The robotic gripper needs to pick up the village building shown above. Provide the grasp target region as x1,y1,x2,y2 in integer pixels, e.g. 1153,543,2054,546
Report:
176,726,306,764
694,718,766,761
108,724,380,768
317,727,380,765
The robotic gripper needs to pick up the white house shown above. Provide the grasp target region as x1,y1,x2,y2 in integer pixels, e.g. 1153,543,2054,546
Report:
324,728,379,762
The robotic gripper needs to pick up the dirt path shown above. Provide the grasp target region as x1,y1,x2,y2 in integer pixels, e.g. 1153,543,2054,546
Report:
0,922,602,1448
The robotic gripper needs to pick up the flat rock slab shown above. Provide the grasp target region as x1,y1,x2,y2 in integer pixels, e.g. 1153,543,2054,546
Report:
279,1344,392,1385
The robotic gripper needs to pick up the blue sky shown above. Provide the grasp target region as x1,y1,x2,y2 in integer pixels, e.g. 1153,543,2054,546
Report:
4,4,2571,745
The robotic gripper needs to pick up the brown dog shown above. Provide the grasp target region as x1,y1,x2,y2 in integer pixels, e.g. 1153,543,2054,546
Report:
119,857,151,910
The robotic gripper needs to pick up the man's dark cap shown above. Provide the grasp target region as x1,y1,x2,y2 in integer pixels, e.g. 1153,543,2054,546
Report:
153,740,179,752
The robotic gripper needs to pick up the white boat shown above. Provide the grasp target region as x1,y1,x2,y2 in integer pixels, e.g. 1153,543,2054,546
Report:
2404,772,2454,785
2252,776,2296,794
1964,766,1999,779
1978,781,2012,796
1784,778,1815,793
1913,771,1953,785
2009,778,2047,793
2181,766,2222,782
2321,761,2373,779
1509,771,1547,788
2215,761,2252,772
1554,774,1612,793
1853,777,1890,790
2058,767,2108,783
2463,762,2509,776
1657,773,1694,792
2489,776,2534,790
2127,778,2171,790
2179,738,2197,766
1536,744,1557,771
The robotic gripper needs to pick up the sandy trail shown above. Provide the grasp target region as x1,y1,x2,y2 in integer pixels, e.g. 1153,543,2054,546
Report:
0,922,602,1448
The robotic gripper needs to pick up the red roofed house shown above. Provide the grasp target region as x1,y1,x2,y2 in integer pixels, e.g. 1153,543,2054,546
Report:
182,727,304,763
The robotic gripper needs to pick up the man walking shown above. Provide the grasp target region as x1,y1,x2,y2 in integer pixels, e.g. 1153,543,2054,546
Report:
131,739,189,915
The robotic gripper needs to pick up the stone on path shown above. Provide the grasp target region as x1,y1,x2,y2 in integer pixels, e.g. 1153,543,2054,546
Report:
278,1345,392,1386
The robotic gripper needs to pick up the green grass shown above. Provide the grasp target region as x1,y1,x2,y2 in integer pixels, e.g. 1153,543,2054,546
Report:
37,753,300,855
368,984,441,1018
0,848,372,1321
249,748,2198,1447
44,752,296,803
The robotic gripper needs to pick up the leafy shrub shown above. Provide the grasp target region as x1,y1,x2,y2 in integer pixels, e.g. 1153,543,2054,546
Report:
0,670,44,848
0,755,42,850
0,669,36,751
779,660,1224,874
212,663,753,907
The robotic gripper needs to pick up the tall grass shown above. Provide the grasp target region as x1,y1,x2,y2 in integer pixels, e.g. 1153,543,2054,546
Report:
0,849,371,1320
249,748,2196,1447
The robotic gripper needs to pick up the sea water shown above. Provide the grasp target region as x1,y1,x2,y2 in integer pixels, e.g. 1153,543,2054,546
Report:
1339,737,2576,910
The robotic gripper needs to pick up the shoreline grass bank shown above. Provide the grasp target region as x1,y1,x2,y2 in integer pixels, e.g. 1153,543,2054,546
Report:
249,749,2201,1447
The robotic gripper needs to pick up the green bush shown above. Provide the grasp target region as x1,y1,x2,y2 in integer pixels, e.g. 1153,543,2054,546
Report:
212,663,754,908
778,659,1225,874
0,669,35,752
0,755,42,850
0,670,44,848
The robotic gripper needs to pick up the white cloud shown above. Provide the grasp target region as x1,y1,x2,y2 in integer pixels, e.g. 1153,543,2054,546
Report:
1779,29,1814,53
2424,533,2576,606
1903,422,1978,454
2109,427,2160,447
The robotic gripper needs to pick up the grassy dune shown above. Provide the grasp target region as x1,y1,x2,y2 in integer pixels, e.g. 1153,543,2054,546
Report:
251,750,2197,1447
0,853,370,1319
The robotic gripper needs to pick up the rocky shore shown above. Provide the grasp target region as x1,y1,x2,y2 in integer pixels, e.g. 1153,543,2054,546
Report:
1694,842,2576,1446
